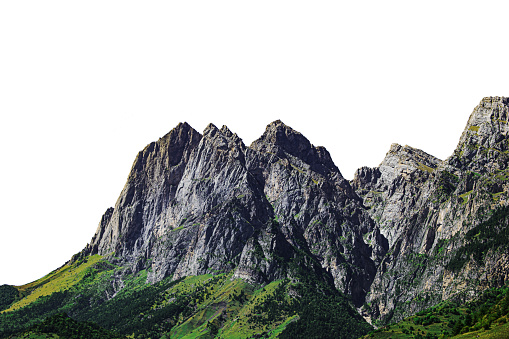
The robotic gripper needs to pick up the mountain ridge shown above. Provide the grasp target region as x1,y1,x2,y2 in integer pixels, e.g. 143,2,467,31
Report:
72,96,509,320
3,96,509,338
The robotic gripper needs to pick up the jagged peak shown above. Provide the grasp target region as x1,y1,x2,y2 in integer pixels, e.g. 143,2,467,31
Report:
203,123,237,138
447,96,509,172
263,119,302,140
170,121,194,135
199,123,246,154
458,96,509,141
468,97,508,130
252,120,308,150
220,125,233,137
158,121,201,144
382,143,441,166
389,142,403,151
129,121,202,177
176,121,192,130
266,119,289,128
221,125,245,149
377,143,442,184
203,123,219,136
480,96,509,105
248,120,340,178
450,97,509,170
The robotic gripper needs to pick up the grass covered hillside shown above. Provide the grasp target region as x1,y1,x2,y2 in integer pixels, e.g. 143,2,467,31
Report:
0,253,372,339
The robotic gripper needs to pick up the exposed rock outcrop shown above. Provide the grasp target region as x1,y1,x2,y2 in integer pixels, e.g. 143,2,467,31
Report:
354,97,509,324
84,119,386,308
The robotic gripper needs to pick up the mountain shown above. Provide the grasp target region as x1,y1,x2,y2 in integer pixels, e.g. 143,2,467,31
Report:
79,119,384,307
1,97,509,338
354,96,509,325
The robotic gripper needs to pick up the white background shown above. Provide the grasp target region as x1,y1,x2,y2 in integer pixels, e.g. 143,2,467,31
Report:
1,1,508,285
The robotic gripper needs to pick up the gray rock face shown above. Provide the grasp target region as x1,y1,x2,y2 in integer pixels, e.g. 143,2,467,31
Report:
86,122,202,259
354,97,509,324
450,96,509,173
84,119,385,307
353,144,442,248
81,97,509,326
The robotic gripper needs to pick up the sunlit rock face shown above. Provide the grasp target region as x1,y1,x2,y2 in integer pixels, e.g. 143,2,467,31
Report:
354,97,509,323
84,119,384,308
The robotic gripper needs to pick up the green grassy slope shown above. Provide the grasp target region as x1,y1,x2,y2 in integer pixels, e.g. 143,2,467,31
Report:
2,255,104,313
0,255,371,339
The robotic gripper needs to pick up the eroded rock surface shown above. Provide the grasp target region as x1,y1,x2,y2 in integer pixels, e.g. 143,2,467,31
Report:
354,97,509,324
84,119,386,307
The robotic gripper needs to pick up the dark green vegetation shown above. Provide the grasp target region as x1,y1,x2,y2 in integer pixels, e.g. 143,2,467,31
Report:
447,205,509,272
364,285,509,339
0,286,19,312
12,313,124,339
278,280,370,339
435,170,460,202
0,254,371,339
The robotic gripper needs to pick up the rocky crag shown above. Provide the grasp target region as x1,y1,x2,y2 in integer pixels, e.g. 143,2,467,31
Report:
354,96,509,324
83,119,386,308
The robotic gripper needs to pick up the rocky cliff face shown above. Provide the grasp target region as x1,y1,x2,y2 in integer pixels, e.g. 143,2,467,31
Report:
84,119,387,307
352,143,441,248
354,96,509,324
82,97,509,326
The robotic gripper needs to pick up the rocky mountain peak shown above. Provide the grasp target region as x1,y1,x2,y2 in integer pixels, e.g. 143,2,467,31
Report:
256,120,308,149
160,121,199,147
203,122,219,135
199,123,246,163
450,96,509,172
174,121,192,132
86,122,202,257
202,123,225,145
352,143,441,193
379,143,442,183
220,125,245,149
467,96,508,123
129,121,202,179
458,96,509,142
250,120,339,178
220,124,234,137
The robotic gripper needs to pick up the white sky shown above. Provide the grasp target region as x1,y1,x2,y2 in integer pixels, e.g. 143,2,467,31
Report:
1,1,508,285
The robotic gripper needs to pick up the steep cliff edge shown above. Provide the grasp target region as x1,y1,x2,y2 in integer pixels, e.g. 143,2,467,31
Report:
354,97,509,325
85,122,202,259
82,119,386,308
353,143,441,248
